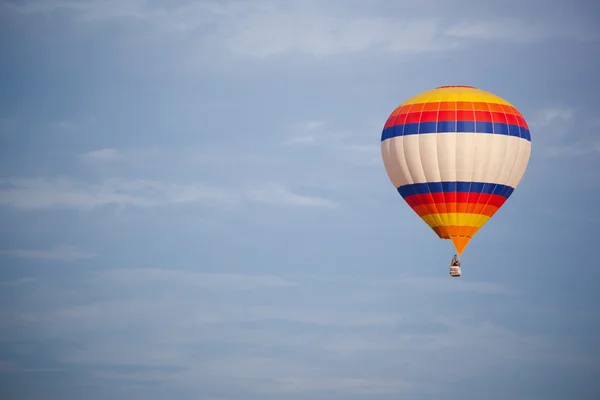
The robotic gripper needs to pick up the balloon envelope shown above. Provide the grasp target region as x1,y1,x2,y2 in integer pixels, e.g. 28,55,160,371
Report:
380,85,532,255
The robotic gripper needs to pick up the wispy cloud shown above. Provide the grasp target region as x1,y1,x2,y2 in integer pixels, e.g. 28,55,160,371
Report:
91,369,182,383
283,120,338,146
336,144,381,166
393,277,520,295
283,135,318,146
445,17,599,43
282,119,382,168
49,115,97,133
0,117,17,138
0,177,335,210
0,277,35,286
0,360,60,373
529,107,574,136
100,268,297,291
1,262,591,397
2,0,160,21
207,7,598,58
81,148,122,162
7,0,595,63
5,1,448,57
250,184,338,208
0,246,97,261
256,377,411,395
245,305,399,327
530,107,600,158
218,12,449,58
540,141,600,158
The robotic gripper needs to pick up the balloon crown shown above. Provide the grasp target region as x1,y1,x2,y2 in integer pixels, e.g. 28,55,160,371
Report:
436,85,476,89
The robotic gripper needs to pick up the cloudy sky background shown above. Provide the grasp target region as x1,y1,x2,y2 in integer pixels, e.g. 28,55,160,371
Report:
1,0,599,399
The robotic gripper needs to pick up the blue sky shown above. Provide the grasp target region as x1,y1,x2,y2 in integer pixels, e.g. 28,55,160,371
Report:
1,0,599,399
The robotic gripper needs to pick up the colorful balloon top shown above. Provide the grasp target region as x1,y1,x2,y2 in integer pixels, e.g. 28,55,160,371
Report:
380,86,532,255
382,85,531,142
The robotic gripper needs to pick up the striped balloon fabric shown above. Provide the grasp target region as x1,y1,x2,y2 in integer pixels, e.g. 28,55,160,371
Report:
380,86,532,256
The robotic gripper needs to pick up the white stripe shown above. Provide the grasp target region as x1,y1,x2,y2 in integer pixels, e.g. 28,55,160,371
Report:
509,140,532,188
381,133,531,188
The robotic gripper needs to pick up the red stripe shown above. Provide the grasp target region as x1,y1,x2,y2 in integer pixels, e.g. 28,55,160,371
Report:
411,203,500,217
517,115,529,129
393,101,522,114
405,112,422,124
505,113,519,125
384,112,408,129
384,101,529,130
404,193,507,208
394,110,527,128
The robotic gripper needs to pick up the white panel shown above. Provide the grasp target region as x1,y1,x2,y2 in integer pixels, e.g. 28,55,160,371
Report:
381,133,530,187
401,134,427,184
437,132,457,183
495,134,519,186
472,133,493,183
418,134,442,182
482,133,509,184
455,133,475,182
505,140,524,189
522,143,532,184
381,137,412,188
508,140,532,188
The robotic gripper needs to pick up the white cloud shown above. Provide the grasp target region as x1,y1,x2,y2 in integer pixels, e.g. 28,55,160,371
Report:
81,148,122,161
0,177,192,209
528,107,574,137
0,117,17,137
392,277,520,295
91,369,180,382
0,177,335,210
283,120,341,146
0,246,97,261
246,305,399,327
49,115,97,133
6,1,448,57
281,119,382,168
217,10,450,58
444,18,593,43
250,184,338,208
283,135,318,146
0,360,60,373
337,144,381,166
2,265,594,397
537,107,574,124
0,277,35,286
100,268,297,291
185,150,285,167
304,120,325,131
256,377,411,395
12,294,575,392
529,107,600,158
540,142,600,158
3,0,160,21
8,0,594,62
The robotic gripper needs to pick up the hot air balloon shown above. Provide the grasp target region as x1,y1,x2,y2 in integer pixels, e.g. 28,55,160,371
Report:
380,86,531,277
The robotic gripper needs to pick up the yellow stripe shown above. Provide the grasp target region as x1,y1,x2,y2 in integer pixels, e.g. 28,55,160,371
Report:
420,213,491,229
401,87,513,107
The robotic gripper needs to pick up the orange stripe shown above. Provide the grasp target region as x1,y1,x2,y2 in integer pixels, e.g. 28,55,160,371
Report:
387,101,529,130
432,225,480,239
393,101,522,115
406,110,525,125
412,203,500,217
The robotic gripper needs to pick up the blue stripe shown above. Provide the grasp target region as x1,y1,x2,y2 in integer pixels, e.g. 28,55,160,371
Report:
397,181,515,199
381,121,531,142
